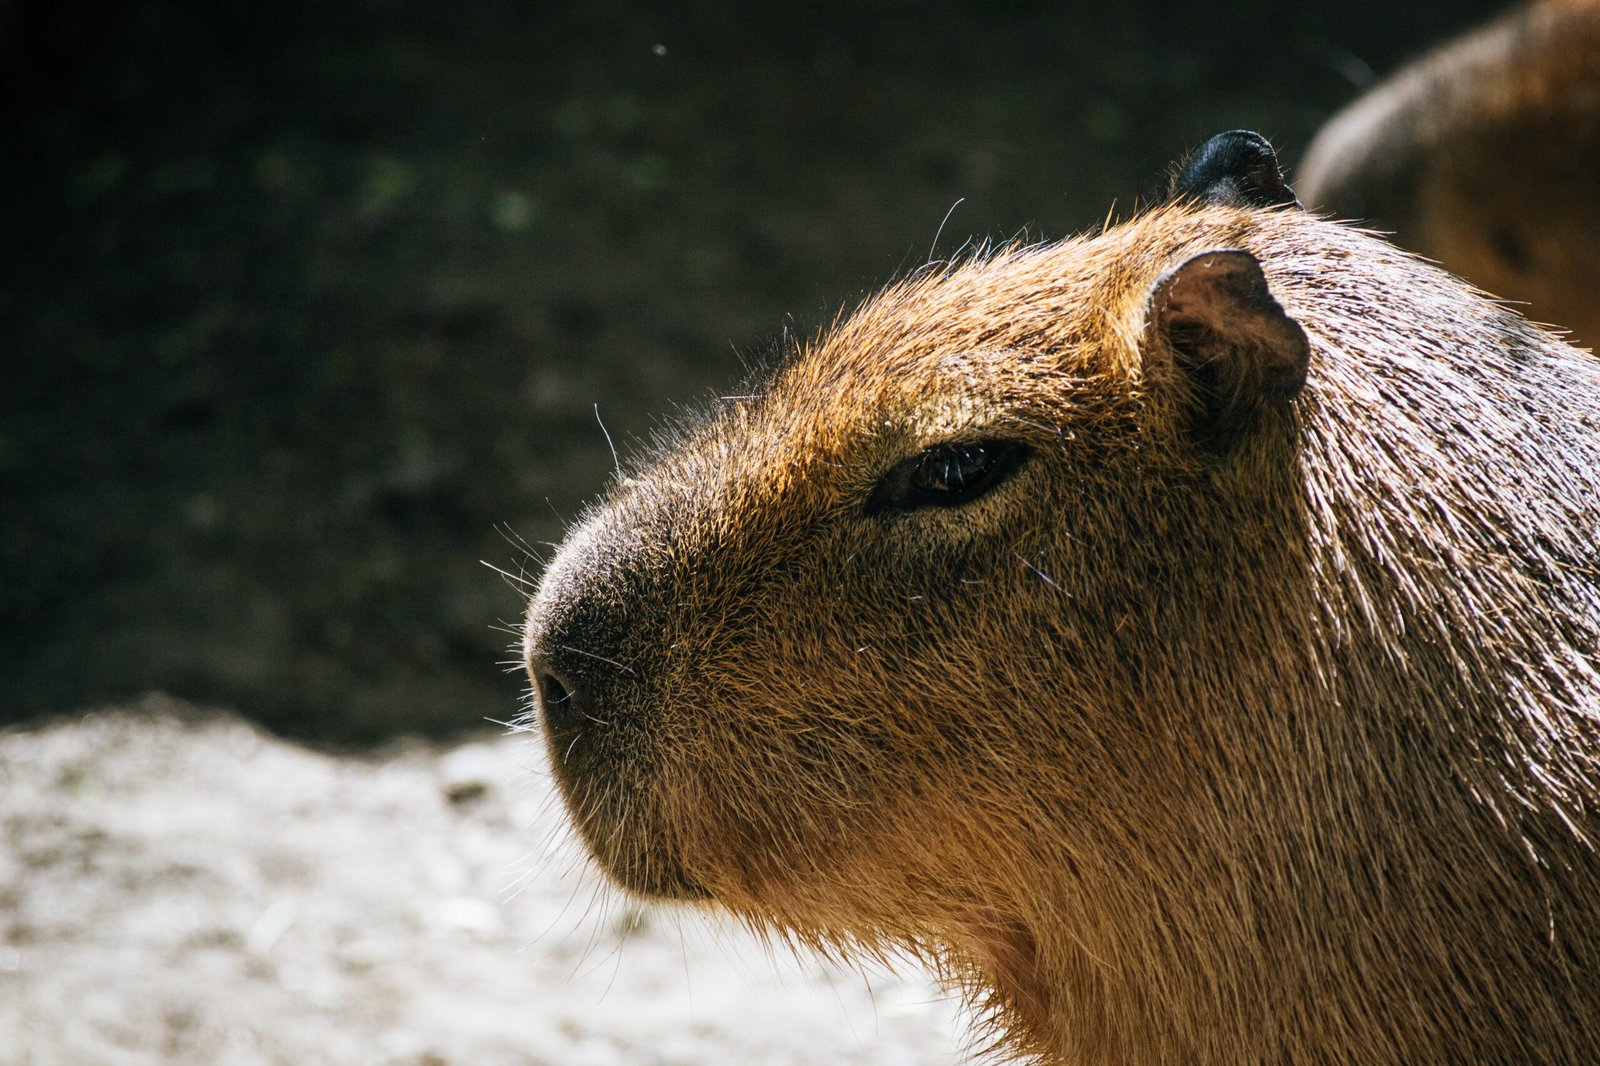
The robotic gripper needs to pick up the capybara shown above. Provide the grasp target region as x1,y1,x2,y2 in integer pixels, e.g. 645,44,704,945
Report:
1299,0,1600,347
523,131,1600,1064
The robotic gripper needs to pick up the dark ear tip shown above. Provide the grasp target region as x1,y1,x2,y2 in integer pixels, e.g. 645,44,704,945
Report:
1170,130,1299,210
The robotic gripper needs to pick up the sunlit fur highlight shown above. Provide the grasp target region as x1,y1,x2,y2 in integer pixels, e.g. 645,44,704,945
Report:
524,201,1600,1064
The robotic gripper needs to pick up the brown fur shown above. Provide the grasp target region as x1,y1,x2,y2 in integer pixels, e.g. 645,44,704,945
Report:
1299,0,1600,347
523,199,1600,1063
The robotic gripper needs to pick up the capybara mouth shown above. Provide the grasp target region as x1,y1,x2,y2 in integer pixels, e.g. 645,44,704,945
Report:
587,842,712,902
544,753,713,902
531,663,711,902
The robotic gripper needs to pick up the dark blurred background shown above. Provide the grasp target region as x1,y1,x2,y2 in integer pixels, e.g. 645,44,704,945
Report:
0,0,1504,742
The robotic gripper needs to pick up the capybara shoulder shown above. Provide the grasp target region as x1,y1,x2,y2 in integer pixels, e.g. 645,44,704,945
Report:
524,132,1600,1065
1300,0,1600,347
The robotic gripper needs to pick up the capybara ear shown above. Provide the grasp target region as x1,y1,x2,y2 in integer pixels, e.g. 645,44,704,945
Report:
1147,248,1310,450
1168,130,1299,209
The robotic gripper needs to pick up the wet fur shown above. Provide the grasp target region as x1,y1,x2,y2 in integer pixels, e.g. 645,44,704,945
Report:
525,202,1600,1063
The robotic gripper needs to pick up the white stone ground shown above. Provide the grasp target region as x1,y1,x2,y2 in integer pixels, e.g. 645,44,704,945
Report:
0,696,967,1065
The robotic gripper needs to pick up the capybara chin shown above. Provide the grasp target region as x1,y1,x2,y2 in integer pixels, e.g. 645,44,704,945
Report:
522,131,1600,1064
1299,0,1600,348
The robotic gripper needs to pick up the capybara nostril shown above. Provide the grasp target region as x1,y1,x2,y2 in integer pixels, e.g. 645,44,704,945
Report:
535,670,579,733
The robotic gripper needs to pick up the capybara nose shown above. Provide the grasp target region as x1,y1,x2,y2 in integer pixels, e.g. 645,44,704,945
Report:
525,585,640,757
533,665,583,734
526,618,629,750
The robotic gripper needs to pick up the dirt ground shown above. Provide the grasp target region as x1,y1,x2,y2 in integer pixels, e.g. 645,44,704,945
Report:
0,1,1511,1062
1,696,963,1065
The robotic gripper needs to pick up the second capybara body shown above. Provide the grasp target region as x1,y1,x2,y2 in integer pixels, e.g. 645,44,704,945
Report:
523,133,1600,1064
1300,0,1600,347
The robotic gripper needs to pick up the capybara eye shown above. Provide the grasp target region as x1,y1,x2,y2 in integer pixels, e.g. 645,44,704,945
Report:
865,439,1031,516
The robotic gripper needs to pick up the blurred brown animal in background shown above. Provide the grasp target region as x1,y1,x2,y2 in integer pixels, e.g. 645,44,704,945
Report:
1300,0,1600,347
523,132,1600,1064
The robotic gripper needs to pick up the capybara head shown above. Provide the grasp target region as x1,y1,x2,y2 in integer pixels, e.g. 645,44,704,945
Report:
523,132,1600,1064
